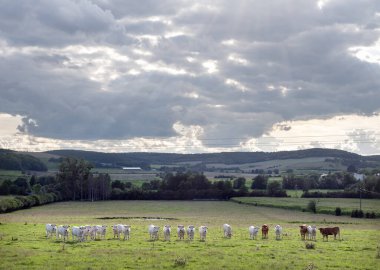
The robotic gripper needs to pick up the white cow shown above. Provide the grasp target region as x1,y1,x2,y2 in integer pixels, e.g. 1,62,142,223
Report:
72,226,86,242
249,225,259,240
307,225,317,241
199,226,208,241
118,224,131,240
88,226,98,240
56,225,70,242
187,225,195,240
149,225,160,240
112,225,120,239
95,225,107,239
45,224,57,238
177,225,185,240
163,225,171,241
223,224,232,238
274,225,282,240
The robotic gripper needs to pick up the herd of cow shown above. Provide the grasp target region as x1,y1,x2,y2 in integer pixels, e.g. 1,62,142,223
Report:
46,223,341,243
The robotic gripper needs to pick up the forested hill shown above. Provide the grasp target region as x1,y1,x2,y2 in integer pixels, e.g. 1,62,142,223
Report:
0,149,48,171
46,148,380,168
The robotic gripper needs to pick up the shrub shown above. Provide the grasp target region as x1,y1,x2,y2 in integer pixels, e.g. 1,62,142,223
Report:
305,242,315,249
174,257,187,267
307,200,317,213
335,207,342,216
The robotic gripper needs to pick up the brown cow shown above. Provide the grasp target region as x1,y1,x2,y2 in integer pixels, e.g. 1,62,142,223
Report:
319,227,340,241
262,224,269,239
299,224,308,240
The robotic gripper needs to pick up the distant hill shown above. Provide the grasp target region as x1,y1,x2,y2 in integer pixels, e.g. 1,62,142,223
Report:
0,149,48,171
46,148,380,169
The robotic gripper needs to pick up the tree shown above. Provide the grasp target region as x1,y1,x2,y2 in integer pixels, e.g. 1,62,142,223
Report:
251,175,268,189
267,181,282,196
57,157,93,200
233,177,246,189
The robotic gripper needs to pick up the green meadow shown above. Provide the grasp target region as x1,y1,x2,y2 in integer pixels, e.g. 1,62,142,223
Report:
231,197,380,216
0,200,379,269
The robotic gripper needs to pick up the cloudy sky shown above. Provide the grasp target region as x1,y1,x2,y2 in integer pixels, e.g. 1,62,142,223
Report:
0,0,380,154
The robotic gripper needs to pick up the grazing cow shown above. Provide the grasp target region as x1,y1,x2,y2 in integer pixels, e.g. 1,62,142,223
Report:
187,225,195,240
299,224,308,240
118,224,131,240
177,225,185,240
163,225,171,241
199,226,208,241
72,226,86,242
95,225,107,240
223,224,232,238
45,224,57,238
149,225,160,240
261,224,269,239
56,225,70,242
319,227,340,241
274,225,282,240
249,226,259,240
307,225,317,241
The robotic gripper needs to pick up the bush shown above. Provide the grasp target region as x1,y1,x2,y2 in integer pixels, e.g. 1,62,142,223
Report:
351,209,364,218
0,193,59,213
335,207,342,216
305,242,315,249
307,200,317,213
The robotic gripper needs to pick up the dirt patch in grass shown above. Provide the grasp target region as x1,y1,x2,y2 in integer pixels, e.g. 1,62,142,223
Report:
96,216,179,220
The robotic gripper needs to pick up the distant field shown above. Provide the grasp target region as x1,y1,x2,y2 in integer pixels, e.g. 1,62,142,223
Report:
206,157,345,173
0,200,379,269
286,189,344,198
0,170,23,184
231,197,380,217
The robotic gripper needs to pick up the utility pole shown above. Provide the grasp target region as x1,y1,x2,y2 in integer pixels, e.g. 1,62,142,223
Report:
359,188,362,212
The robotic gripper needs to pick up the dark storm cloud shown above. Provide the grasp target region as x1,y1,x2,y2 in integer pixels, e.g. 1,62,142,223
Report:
0,0,379,145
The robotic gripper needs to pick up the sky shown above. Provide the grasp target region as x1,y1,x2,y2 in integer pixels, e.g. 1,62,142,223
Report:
0,0,380,155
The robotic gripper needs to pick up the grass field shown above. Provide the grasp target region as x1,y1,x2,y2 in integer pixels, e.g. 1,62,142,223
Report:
0,200,379,269
231,197,380,216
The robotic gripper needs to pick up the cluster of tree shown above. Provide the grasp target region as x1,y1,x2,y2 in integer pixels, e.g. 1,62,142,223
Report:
109,173,287,200
1,157,112,202
0,149,47,171
56,157,111,201
283,172,358,190
251,168,279,175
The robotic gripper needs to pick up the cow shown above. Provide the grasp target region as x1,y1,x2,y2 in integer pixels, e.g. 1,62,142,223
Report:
319,227,340,241
149,225,160,240
88,226,98,240
118,224,131,240
112,225,120,239
307,225,317,241
300,224,308,240
262,224,269,239
82,225,94,240
199,226,208,241
223,224,232,238
274,225,282,240
249,225,259,240
56,225,70,242
187,225,195,240
177,225,185,240
72,226,86,242
45,224,57,238
163,225,171,241
95,225,107,240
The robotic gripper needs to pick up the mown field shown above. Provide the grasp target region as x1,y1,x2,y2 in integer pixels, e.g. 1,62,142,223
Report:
231,197,380,217
0,200,379,270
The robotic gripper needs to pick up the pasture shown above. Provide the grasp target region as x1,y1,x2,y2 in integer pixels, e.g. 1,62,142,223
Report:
231,197,380,216
0,201,379,269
